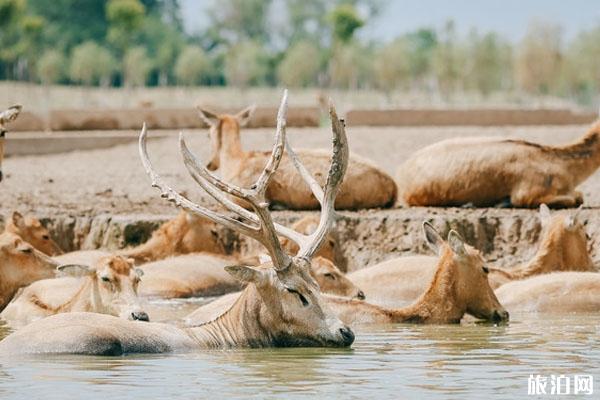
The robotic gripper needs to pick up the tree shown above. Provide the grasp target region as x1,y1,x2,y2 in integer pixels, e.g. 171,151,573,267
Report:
123,46,152,87
373,38,410,92
404,28,437,87
106,0,146,54
515,20,563,94
277,40,321,87
174,45,209,85
432,20,465,96
329,42,371,89
37,49,66,84
224,40,269,88
561,24,600,103
466,31,512,96
206,0,272,45
69,41,115,86
328,4,364,44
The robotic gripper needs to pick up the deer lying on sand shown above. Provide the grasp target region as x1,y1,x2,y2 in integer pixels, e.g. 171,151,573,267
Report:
199,106,397,210
0,92,355,356
397,120,600,208
4,211,63,256
0,232,58,311
0,105,22,183
185,223,508,326
139,253,363,300
349,205,593,307
496,272,600,313
1,256,148,327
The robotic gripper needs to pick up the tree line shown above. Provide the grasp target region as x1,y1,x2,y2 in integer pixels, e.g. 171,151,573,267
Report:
1,0,599,104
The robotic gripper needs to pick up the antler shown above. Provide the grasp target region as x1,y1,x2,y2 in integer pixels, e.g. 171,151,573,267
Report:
139,90,348,269
0,105,22,130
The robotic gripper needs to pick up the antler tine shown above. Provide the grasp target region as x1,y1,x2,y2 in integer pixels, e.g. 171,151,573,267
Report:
179,132,306,245
298,99,349,259
139,124,267,244
0,104,22,124
285,136,325,203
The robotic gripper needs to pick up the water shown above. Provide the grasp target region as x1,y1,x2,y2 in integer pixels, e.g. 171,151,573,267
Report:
0,312,598,399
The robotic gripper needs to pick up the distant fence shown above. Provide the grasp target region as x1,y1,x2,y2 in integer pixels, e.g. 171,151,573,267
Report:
7,107,598,132
345,108,597,127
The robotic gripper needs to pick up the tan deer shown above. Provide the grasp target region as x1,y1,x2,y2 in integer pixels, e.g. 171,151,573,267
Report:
0,105,22,182
199,106,397,210
496,272,600,313
138,253,363,300
4,212,63,256
0,91,355,356
0,231,58,311
397,119,600,208
1,255,148,327
349,204,594,307
185,223,508,326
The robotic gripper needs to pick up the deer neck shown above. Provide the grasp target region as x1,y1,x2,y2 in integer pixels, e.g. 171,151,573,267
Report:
554,122,600,184
219,126,245,174
186,286,272,348
390,259,464,324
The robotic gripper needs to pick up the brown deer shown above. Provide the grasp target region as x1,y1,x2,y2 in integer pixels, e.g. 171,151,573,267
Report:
0,105,22,183
185,223,508,326
0,231,58,311
1,255,148,327
397,119,600,208
0,92,355,356
349,204,594,306
199,106,396,210
4,212,63,256
496,272,600,313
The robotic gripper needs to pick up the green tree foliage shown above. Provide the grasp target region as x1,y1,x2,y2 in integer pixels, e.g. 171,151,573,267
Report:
224,40,269,88
466,31,513,95
106,0,146,53
277,40,321,87
206,0,272,45
329,4,364,43
373,38,410,92
561,24,600,103
432,20,465,96
515,20,563,94
69,41,115,86
329,42,371,89
37,49,65,84
174,45,209,85
123,46,152,87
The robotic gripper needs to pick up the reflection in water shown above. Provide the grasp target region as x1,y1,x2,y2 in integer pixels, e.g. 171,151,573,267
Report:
0,313,598,399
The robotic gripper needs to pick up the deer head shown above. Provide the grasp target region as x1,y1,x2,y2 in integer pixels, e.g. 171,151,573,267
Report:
140,91,354,347
0,105,22,182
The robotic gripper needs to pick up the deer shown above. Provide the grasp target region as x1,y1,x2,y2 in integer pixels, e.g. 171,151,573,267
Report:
4,211,63,256
138,253,363,300
495,272,600,313
348,204,594,307
198,106,397,210
0,105,22,183
0,231,58,311
0,91,356,356
185,223,508,326
397,119,600,208
1,255,148,328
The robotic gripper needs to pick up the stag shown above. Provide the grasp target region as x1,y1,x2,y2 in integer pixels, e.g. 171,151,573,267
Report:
0,91,355,356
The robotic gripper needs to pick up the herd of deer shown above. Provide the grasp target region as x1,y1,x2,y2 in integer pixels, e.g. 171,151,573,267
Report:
0,90,599,356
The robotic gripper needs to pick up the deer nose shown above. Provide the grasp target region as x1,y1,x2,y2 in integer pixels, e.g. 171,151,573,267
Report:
355,290,365,300
131,311,150,322
339,326,355,346
493,310,509,322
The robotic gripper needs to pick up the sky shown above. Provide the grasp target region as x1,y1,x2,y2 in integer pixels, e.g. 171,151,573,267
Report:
180,0,600,44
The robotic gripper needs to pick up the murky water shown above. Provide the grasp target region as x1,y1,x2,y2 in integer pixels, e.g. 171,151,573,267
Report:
0,312,598,399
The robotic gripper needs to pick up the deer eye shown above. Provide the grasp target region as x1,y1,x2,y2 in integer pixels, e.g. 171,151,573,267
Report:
286,287,309,307
324,273,336,280
482,267,489,274
20,247,33,254
101,276,111,283
42,235,50,240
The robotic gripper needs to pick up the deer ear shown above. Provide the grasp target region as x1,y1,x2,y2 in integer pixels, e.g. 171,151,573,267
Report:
57,264,94,277
235,105,255,127
539,203,551,226
225,265,268,285
11,211,25,229
197,108,219,127
447,230,467,257
423,221,443,255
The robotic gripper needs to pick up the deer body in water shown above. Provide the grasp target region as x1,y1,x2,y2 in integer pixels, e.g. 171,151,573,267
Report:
348,205,594,307
397,120,600,208
0,92,356,356
199,106,396,210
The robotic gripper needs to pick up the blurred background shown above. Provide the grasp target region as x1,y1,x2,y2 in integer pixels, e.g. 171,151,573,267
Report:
1,0,600,110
